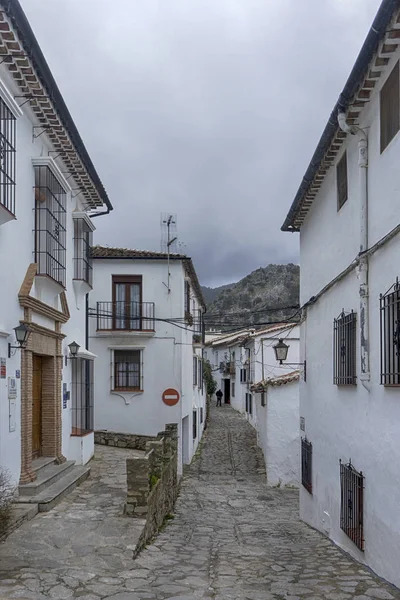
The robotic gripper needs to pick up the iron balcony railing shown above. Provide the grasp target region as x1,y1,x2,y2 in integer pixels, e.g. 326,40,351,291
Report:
96,301,155,331
301,437,312,494
340,460,364,551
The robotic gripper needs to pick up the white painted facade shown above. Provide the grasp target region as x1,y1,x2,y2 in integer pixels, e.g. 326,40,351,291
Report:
284,9,400,588
0,5,111,489
253,375,299,487
90,253,206,475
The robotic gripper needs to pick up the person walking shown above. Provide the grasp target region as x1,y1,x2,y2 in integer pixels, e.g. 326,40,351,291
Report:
216,389,223,407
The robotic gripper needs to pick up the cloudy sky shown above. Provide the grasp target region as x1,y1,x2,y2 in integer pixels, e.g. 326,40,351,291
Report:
20,0,381,287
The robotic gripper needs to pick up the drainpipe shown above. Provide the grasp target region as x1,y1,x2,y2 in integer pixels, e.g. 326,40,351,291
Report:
338,113,370,390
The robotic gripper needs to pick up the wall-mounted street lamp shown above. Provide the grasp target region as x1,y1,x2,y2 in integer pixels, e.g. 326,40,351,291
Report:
65,341,80,365
273,338,306,381
8,324,31,358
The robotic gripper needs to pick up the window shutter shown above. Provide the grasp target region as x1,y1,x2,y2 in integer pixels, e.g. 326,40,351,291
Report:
381,61,400,152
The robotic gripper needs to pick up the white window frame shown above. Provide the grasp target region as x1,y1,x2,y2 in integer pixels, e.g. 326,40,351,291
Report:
109,346,144,394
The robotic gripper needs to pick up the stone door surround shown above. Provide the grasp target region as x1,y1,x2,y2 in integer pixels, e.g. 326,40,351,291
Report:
18,264,70,484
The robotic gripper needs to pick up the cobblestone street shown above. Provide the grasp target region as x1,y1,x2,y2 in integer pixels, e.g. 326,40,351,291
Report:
0,404,399,599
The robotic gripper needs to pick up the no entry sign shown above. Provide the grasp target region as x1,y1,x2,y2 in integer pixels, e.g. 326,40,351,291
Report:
162,388,180,406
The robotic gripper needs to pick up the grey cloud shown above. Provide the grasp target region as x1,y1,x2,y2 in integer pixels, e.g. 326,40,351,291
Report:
20,0,381,285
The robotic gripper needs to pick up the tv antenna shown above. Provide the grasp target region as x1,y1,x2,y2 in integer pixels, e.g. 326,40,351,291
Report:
161,213,178,292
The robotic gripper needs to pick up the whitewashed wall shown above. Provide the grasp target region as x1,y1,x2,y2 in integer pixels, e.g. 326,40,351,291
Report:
90,258,205,474
298,41,400,588
255,382,299,487
0,63,97,484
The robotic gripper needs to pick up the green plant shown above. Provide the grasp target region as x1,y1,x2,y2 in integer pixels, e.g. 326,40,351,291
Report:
149,474,159,489
203,359,217,397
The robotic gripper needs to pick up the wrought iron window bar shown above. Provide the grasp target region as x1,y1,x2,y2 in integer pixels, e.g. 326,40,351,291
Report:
71,358,94,436
0,96,16,216
340,460,364,551
333,310,357,385
301,437,312,494
96,301,155,331
113,349,142,391
380,278,400,385
73,219,93,287
34,165,67,287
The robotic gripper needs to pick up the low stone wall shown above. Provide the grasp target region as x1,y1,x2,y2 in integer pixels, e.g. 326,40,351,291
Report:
124,423,179,551
94,430,158,451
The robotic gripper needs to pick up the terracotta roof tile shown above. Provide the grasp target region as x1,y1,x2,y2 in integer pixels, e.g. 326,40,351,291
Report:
251,370,300,392
92,246,187,259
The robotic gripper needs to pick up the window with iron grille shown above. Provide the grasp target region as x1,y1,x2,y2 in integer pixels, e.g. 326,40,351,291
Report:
71,358,94,435
340,460,364,551
113,350,142,391
231,382,235,398
34,165,67,286
245,393,252,415
336,151,348,210
240,368,247,383
301,437,312,494
381,60,399,153
198,358,202,389
193,356,198,386
333,310,357,385
380,279,400,385
193,410,197,439
200,407,203,424
73,217,93,287
0,97,16,217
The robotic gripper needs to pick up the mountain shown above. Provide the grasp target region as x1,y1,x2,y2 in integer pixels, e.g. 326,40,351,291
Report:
201,283,236,305
202,264,300,330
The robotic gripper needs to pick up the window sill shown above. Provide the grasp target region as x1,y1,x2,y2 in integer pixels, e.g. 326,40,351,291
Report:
0,202,16,226
71,428,93,437
113,389,144,393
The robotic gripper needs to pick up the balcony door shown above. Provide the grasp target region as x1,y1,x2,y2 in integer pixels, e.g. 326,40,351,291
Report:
112,275,142,330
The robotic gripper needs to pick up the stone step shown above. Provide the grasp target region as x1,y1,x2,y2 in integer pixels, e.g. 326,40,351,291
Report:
18,460,75,497
17,465,90,512
4,503,39,538
32,456,56,476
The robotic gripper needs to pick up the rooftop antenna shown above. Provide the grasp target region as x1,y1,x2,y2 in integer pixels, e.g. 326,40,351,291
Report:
161,213,177,293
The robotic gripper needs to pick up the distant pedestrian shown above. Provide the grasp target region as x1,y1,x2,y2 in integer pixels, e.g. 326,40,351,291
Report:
216,389,223,407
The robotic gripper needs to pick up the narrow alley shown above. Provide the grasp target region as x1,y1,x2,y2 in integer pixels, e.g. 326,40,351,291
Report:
0,405,398,600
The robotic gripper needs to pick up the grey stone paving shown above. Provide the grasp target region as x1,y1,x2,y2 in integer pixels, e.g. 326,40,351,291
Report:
0,405,399,599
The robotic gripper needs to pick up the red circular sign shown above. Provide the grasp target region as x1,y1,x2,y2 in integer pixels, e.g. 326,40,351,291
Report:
162,388,180,406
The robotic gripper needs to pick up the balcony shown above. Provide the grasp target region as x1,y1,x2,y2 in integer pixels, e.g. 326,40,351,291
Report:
96,301,155,333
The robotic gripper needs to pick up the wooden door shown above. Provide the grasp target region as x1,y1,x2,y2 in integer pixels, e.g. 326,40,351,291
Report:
32,355,42,458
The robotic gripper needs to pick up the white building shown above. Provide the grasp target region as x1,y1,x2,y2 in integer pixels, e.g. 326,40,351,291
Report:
206,323,300,485
282,0,400,587
0,0,112,503
89,247,206,475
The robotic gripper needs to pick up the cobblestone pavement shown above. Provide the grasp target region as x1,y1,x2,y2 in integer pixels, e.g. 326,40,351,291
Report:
0,405,399,599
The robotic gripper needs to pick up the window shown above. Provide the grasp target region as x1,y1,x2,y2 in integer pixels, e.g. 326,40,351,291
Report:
340,460,364,551
113,350,142,391
333,311,357,385
112,275,142,330
193,356,198,386
73,216,93,287
336,151,348,210
380,60,399,153
198,358,202,389
380,279,400,385
34,165,67,286
231,382,235,398
0,96,16,217
71,358,94,435
301,437,312,494
200,407,203,424
245,393,252,415
185,280,191,314
261,391,266,407
192,410,197,439
240,368,247,383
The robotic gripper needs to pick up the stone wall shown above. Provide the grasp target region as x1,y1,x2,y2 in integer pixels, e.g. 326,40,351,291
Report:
124,423,178,551
94,430,159,451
